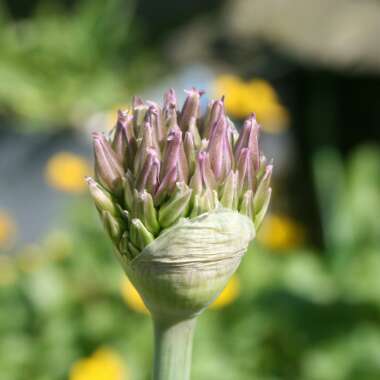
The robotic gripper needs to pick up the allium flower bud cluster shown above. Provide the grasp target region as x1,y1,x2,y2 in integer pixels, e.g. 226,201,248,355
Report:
87,88,272,259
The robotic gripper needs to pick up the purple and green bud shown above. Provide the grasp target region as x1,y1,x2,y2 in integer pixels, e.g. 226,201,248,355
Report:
93,132,124,194
88,88,273,257
86,177,118,215
179,88,203,131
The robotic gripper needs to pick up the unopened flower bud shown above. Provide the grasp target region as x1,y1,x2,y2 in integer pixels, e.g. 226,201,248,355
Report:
237,148,254,196
254,188,272,229
146,102,165,146
158,183,192,228
160,128,181,180
154,166,177,205
135,190,160,235
93,132,124,194
203,98,225,139
134,122,154,176
123,171,135,211
112,110,129,166
239,190,254,220
219,171,238,210
184,132,196,174
86,176,117,215
179,88,203,131
207,114,232,182
130,218,155,250
253,165,273,212
101,211,123,244
163,88,177,109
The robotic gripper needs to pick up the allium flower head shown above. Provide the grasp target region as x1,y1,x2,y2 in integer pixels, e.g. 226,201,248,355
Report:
87,88,272,319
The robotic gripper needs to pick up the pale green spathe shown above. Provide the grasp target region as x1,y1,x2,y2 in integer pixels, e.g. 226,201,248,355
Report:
118,208,255,321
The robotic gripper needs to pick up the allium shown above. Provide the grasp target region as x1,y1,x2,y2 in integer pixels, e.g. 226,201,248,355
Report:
87,88,272,380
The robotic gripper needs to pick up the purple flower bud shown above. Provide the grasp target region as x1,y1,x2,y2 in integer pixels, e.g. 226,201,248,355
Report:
237,148,254,196
160,128,182,180
134,122,154,175
146,102,164,146
247,116,260,171
146,156,160,195
204,98,225,139
184,132,196,174
112,110,129,166
154,166,177,205
163,88,177,109
179,88,203,131
132,95,144,108
190,151,217,194
187,117,202,148
93,132,124,193
207,114,232,182
136,148,156,192
132,96,149,134
163,103,178,131
234,115,260,170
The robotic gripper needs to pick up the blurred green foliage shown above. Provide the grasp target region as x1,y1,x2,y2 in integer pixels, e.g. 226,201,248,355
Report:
0,144,379,380
0,0,160,130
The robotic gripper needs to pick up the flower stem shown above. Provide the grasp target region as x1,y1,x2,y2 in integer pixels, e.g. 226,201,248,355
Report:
152,317,197,380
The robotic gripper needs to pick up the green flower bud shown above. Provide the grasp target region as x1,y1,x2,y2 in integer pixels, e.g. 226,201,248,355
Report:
101,211,123,244
219,171,238,210
135,190,160,235
239,190,254,220
254,188,272,230
86,177,117,215
158,183,192,228
130,218,155,250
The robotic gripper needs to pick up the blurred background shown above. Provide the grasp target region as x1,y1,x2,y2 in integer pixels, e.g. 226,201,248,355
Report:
1,0,380,379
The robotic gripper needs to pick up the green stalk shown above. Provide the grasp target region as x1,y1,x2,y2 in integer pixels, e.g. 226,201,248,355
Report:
152,317,197,380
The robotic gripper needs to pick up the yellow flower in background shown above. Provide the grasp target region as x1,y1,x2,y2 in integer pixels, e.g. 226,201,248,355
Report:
0,255,17,287
70,348,127,380
258,213,305,251
210,275,240,309
121,278,149,315
214,74,289,133
45,152,90,193
0,211,16,248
